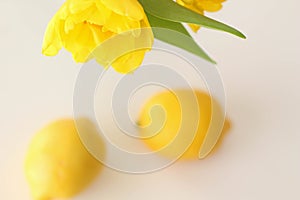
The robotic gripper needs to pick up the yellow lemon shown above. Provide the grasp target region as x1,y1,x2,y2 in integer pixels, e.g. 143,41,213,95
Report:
138,89,230,160
24,119,103,200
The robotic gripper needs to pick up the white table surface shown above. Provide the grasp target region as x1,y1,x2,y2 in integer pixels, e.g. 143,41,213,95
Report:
1,0,300,199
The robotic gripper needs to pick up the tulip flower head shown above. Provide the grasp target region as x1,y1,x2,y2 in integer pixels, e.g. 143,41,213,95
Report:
42,0,153,73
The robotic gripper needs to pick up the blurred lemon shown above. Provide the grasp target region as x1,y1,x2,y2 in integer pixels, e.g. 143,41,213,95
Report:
24,119,103,200
138,89,230,160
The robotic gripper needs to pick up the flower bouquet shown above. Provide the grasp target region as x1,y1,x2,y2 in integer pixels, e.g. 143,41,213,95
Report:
42,0,245,73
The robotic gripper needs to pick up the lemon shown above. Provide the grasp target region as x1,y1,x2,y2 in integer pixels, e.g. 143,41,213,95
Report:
24,119,103,200
138,89,230,160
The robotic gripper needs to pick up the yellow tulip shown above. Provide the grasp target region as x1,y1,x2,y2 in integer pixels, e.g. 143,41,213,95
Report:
177,0,225,32
42,0,153,73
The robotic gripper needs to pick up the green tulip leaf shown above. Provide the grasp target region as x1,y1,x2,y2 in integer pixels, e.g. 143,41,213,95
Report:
147,12,190,36
139,0,246,39
147,12,216,63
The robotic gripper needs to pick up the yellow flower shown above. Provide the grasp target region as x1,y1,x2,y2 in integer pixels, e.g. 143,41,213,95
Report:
177,0,225,32
42,0,153,73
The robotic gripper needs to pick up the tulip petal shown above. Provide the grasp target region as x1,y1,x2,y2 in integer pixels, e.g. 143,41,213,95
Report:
104,12,141,34
68,0,94,13
195,0,223,12
86,3,111,26
112,49,148,73
63,23,95,62
100,0,144,20
42,15,63,56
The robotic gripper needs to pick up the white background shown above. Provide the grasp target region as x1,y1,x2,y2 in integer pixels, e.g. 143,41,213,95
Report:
1,0,300,199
